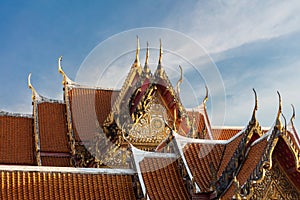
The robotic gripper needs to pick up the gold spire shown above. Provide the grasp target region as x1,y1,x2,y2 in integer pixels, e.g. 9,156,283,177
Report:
145,42,149,66
251,88,258,123
291,104,295,123
202,85,209,104
276,91,282,129
144,42,150,74
158,39,163,65
134,36,140,67
28,73,37,101
176,65,183,95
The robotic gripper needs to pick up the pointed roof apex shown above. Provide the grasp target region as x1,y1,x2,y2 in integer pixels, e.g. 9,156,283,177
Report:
145,42,149,66
134,36,140,67
251,88,258,123
158,39,163,65
276,91,282,129
290,104,295,123
28,73,39,101
176,65,183,95
144,42,151,75
202,85,209,104
58,56,73,86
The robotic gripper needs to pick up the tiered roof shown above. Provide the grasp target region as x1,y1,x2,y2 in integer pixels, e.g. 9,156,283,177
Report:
0,112,34,165
0,40,299,199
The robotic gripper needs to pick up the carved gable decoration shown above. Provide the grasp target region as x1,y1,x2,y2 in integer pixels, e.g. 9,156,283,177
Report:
250,162,299,200
128,93,171,145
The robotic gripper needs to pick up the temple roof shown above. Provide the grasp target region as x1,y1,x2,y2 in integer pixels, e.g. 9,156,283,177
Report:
0,165,136,200
0,113,34,165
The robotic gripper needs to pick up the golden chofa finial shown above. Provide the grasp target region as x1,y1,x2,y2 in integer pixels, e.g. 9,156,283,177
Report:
58,56,70,85
203,85,209,104
28,73,37,101
291,104,295,123
144,42,150,74
158,39,163,65
134,36,140,67
58,56,65,74
276,91,282,129
176,65,183,95
251,88,258,123
145,42,149,66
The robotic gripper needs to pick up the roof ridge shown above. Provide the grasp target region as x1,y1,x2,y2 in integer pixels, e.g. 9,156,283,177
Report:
0,110,32,118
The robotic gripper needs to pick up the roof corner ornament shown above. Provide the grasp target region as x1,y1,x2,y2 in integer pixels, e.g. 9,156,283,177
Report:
144,42,150,74
282,113,287,134
134,36,140,67
251,88,258,124
290,104,295,124
58,56,67,85
158,38,163,65
176,65,183,95
276,91,282,129
28,73,38,101
203,85,209,105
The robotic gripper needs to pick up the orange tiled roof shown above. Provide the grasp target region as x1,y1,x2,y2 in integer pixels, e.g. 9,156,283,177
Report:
183,143,225,192
217,134,243,177
38,102,69,153
0,115,34,165
0,167,136,200
211,128,241,140
37,101,71,167
221,137,268,199
68,88,119,142
140,157,189,200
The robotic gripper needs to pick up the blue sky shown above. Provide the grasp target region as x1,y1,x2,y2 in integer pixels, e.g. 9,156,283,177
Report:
1,0,300,128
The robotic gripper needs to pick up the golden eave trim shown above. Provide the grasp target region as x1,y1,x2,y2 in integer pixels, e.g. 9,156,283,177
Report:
176,65,183,96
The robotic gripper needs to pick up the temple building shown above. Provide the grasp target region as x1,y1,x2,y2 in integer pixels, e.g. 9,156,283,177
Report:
0,39,299,199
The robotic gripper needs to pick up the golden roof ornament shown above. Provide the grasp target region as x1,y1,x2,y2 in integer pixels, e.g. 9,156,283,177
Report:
158,38,163,65
276,91,282,129
291,104,295,123
250,88,258,124
203,85,209,105
28,73,38,101
134,36,140,67
176,65,183,95
144,42,150,74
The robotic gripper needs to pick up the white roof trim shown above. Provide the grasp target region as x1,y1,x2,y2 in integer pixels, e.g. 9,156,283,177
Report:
0,165,135,175
0,110,32,118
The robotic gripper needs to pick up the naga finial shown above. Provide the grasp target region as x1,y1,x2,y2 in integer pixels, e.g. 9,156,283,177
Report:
276,91,282,129
203,85,209,104
58,56,64,75
282,113,287,133
158,39,163,65
251,88,258,123
144,42,150,74
145,42,149,66
28,73,37,101
291,104,295,123
176,65,183,95
134,36,140,67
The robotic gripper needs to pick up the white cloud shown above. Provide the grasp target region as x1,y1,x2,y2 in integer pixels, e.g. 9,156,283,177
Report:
165,0,300,54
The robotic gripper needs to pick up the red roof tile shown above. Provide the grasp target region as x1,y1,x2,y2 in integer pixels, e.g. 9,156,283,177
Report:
217,134,243,177
37,102,69,153
211,128,241,140
68,88,119,142
183,143,225,192
221,137,268,199
0,170,136,200
140,157,189,200
0,115,34,165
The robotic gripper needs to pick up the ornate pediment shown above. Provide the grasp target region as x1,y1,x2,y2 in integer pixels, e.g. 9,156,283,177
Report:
249,162,299,200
